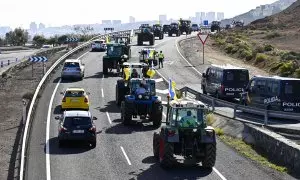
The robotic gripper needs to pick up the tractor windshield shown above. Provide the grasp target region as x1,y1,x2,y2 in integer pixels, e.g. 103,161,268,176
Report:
171,24,178,28
107,45,123,56
130,81,155,96
170,108,205,128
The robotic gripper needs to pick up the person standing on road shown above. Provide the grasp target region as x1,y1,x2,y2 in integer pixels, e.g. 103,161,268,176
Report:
158,51,164,69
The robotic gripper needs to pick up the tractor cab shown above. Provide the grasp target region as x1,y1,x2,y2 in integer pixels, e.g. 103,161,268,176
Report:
120,62,149,80
128,78,156,97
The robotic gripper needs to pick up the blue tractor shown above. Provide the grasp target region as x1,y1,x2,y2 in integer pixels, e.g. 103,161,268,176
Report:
120,78,163,127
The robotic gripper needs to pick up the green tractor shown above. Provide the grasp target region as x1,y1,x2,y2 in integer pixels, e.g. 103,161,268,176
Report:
102,42,131,75
153,97,216,169
136,24,155,46
152,24,164,40
179,19,192,35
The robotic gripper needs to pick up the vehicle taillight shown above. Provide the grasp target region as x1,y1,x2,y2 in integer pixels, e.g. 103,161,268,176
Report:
168,130,176,137
84,98,88,103
220,84,224,92
60,126,67,132
62,97,66,102
89,126,96,132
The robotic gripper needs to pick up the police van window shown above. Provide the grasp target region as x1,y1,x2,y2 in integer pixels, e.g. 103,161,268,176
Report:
283,81,300,97
272,82,279,94
256,80,266,92
225,71,234,81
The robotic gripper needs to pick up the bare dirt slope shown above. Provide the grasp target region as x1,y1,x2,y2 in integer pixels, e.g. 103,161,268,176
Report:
249,0,300,29
0,49,68,180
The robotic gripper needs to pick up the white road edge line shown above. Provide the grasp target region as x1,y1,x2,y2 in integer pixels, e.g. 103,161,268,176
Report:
175,37,227,180
101,88,104,98
106,112,112,124
77,51,89,60
46,79,61,180
175,38,202,77
120,146,132,165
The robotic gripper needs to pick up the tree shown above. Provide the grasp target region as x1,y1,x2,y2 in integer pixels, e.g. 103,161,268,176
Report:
4,28,29,46
33,35,46,47
46,36,58,46
58,35,68,45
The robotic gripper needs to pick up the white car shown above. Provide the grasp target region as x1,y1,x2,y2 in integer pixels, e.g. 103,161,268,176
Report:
91,39,106,52
41,44,54,49
61,59,85,80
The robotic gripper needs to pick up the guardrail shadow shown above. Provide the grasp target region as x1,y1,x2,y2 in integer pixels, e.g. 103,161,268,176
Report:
84,72,104,79
128,156,212,180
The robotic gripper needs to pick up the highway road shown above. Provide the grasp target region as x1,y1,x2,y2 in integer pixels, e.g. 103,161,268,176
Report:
25,35,294,180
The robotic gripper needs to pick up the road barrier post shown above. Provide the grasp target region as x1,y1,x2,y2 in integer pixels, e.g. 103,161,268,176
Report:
16,58,18,62
1,61,3,67
212,98,215,111
22,99,27,125
8,60,10,65
264,110,268,125
233,105,237,119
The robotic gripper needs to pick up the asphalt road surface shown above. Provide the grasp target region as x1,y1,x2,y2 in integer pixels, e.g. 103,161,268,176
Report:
25,35,294,180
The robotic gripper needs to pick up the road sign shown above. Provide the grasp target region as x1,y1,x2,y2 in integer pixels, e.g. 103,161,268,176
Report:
197,33,209,45
29,56,48,62
104,27,114,31
66,37,79,42
203,20,208,26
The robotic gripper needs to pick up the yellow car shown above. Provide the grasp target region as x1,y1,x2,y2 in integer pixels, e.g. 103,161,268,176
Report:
61,87,90,110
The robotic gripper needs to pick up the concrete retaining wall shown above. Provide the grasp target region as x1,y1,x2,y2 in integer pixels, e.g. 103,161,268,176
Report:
246,124,300,175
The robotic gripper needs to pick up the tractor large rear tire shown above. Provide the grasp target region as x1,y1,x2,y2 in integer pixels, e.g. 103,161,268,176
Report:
202,143,216,168
153,132,160,159
159,140,175,169
116,81,125,106
103,60,108,75
121,101,132,125
151,103,162,128
150,38,154,46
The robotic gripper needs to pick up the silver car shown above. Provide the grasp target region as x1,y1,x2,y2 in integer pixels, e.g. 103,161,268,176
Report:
61,59,85,80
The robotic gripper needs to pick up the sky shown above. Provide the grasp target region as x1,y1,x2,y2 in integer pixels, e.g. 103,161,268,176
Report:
0,0,278,29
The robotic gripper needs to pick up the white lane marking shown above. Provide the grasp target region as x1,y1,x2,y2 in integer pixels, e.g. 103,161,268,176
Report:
154,78,163,83
46,79,61,180
120,146,132,165
156,88,169,94
163,112,166,118
213,167,227,180
175,39,202,77
161,101,168,105
175,37,228,180
102,74,104,79
77,51,90,60
106,112,112,124
101,88,104,98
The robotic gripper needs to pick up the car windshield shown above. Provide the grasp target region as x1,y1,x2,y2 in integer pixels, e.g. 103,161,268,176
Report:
131,81,155,95
192,24,198,27
65,90,84,97
94,41,102,44
64,62,80,68
170,108,204,127
153,26,161,30
63,117,92,127
107,45,122,56
224,70,249,83
282,80,300,97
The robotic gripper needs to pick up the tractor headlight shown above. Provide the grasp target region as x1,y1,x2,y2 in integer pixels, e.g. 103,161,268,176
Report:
138,95,142,99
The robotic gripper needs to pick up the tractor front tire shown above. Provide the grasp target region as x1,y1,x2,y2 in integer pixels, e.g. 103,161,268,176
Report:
202,143,216,168
153,132,160,159
151,103,162,128
103,61,108,75
121,101,132,125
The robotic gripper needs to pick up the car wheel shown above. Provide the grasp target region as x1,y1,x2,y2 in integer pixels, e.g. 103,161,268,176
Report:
90,141,96,148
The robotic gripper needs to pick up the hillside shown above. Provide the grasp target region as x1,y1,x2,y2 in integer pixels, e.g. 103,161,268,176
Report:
220,0,296,26
249,0,300,29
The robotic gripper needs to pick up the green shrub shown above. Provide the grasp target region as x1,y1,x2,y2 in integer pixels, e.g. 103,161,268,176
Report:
280,51,300,61
254,45,265,53
264,44,274,51
225,36,235,43
264,32,281,39
225,44,234,53
215,38,226,46
270,62,283,72
279,61,297,77
294,68,300,78
206,113,216,126
239,49,253,60
255,53,268,64
215,128,224,136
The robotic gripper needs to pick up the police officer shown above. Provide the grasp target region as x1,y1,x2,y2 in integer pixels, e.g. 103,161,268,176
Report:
158,51,164,68
180,110,198,128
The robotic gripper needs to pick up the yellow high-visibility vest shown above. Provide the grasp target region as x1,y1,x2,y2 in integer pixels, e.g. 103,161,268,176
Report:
158,53,164,59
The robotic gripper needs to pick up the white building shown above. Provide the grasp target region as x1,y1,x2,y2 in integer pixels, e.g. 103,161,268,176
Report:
129,16,135,23
217,12,224,21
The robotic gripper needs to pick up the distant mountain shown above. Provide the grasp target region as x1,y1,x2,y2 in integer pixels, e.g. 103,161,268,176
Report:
249,0,300,29
220,0,296,26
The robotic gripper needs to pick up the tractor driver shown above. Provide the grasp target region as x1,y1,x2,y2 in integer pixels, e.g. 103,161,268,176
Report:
131,68,139,78
135,82,147,95
179,110,198,128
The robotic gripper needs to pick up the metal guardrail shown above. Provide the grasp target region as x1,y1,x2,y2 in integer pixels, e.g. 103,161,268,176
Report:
180,86,300,125
19,29,139,180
